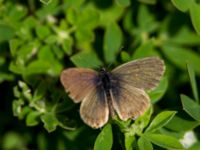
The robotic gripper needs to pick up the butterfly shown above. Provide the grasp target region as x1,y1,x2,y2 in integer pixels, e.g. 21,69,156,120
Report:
60,57,165,128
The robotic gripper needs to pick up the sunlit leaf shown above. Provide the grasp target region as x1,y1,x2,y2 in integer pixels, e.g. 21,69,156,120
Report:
146,111,176,133
171,0,191,12
138,137,153,150
144,133,183,149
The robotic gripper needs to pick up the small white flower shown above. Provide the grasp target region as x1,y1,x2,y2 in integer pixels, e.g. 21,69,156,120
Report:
180,131,197,149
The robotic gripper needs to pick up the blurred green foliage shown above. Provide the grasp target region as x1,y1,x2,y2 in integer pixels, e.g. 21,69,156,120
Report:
1,0,200,149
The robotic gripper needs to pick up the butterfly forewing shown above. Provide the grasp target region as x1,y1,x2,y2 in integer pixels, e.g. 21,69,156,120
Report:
80,88,109,128
112,57,165,91
110,84,150,120
60,68,98,103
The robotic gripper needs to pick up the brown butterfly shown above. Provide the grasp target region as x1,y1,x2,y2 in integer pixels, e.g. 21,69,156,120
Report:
60,57,165,128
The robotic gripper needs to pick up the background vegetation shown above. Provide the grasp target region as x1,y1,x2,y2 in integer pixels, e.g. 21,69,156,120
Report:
1,0,200,149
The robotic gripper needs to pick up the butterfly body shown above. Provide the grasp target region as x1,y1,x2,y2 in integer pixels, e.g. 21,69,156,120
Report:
61,57,165,128
96,68,121,118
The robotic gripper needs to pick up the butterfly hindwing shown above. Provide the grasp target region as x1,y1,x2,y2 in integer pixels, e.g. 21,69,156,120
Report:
112,57,165,91
60,68,98,103
110,83,150,120
80,88,109,128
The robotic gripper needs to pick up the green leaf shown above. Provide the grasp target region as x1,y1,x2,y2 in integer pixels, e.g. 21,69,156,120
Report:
38,46,55,61
2,132,24,150
143,133,183,149
138,0,156,5
124,133,136,150
123,10,135,33
8,4,27,21
75,28,94,43
132,41,160,59
70,50,102,68
171,0,191,12
23,16,38,29
116,0,130,7
36,25,51,39
17,42,39,62
138,137,153,150
146,111,176,133
188,142,200,150
187,63,199,103
104,22,122,63
149,76,168,103
61,38,73,55
134,107,153,134
181,94,200,121
41,113,59,132
99,5,124,27
24,60,50,76
12,99,24,117
162,44,200,75
94,124,113,150
18,81,32,101
0,24,15,42
120,51,131,62
123,107,153,150
165,116,200,132
9,39,23,56
33,81,47,102
40,0,52,4
137,5,158,33
26,111,41,126
168,27,200,46
190,3,200,34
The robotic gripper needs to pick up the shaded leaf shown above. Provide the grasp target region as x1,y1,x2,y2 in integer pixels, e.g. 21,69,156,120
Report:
132,40,160,59
165,116,200,132
187,63,199,103
168,27,200,46
94,124,113,150
116,0,130,7
181,94,200,121
149,76,168,103
138,0,156,5
0,24,15,42
104,22,122,63
162,44,200,75
40,0,52,5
